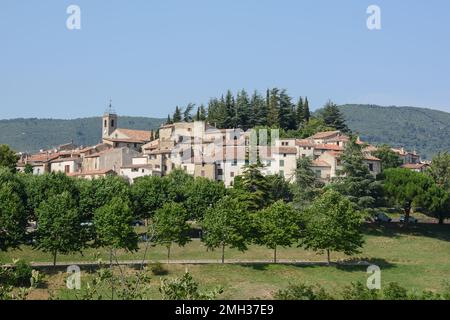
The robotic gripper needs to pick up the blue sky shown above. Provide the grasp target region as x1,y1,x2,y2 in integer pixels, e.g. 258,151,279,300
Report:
1,0,449,119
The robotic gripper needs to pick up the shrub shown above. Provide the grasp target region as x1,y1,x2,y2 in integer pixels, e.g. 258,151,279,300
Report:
342,281,380,300
382,282,409,300
151,262,169,276
12,260,33,287
274,283,334,300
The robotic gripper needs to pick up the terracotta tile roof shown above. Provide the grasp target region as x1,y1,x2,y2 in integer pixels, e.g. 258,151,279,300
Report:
273,147,297,154
310,131,341,139
142,140,160,150
326,136,349,142
120,164,154,170
116,128,153,141
401,163,428,170
364,155,381,161
50,157,81,164
311,160,331,167
103,137,146,144
315,144,344,151
363,145,378,153
148,149,172,155
68,169,116,177
296,139,316,147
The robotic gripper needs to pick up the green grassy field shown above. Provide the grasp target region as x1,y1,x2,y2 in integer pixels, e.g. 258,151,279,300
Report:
2,223,450,299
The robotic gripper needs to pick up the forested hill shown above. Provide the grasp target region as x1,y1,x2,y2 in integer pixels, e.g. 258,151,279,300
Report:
0,117,165,153
339,104,450,159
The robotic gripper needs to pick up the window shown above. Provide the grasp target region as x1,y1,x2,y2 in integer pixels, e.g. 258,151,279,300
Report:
134,143,137,148
183,166,187,171
230,172,235,177
104,120,107,127
232,159,237,166
315,170,321,177
142,169,145,173
279,170,284,176
132,168,139,172
369,163,374,171
111,119,115,127
283,154,287,157
279,160,285,167
217,169,223,176
65,165,70,173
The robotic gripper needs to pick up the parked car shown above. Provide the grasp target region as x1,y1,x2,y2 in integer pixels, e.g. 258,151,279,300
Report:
374,212,392,223
400,215,418,223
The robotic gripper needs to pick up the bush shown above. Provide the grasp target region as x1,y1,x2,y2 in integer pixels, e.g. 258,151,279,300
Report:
159,272,223,300
0,260,33,288
274,283,334,300
382,282,409,300
342,281,380,300
151,262,169,276
12,260,33,287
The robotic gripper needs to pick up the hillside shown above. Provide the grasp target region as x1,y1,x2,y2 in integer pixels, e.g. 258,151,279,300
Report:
0,117,165,153
339,104,450,159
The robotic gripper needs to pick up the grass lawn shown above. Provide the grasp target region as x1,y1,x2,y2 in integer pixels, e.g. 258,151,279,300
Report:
2,223,450,299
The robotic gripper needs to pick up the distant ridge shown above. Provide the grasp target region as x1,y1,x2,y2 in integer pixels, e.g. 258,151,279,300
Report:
0,116,165,153
339,104,450,159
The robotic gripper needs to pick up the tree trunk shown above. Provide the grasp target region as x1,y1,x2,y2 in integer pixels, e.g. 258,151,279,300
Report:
167,245,171,264
110,249,114,300
404,204,411,226
327,250,331,265
53,251,57,267
221,243,225,264
274,246,277,264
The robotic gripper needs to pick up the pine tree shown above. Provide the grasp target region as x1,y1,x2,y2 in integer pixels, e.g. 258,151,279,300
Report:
183,103,195,122
225,90,236,128
236,89,250,130
279,90,296,130
321,100,350,133
173,106,182,123
267,88,280,127
207,97,227,128
199,104,207,121
166,114,172,125
251,91,267,127
303,97,311,123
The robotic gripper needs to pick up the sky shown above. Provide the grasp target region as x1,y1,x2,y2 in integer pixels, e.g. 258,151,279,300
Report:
1,0,449,119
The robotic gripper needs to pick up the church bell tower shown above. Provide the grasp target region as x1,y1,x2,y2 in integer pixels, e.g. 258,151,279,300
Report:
102,100,118,139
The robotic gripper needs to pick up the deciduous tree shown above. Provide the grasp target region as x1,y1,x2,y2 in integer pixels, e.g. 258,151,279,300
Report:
301,190,364,263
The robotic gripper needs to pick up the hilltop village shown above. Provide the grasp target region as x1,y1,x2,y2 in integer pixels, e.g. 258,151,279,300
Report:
16,109,425,186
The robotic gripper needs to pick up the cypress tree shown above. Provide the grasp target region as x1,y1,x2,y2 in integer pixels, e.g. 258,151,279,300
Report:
303,97,311,123
296,97,305,127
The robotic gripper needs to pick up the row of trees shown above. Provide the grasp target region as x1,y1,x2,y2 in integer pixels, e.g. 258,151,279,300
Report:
166,88,350,134
2,139,450,267
0,162,366,266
